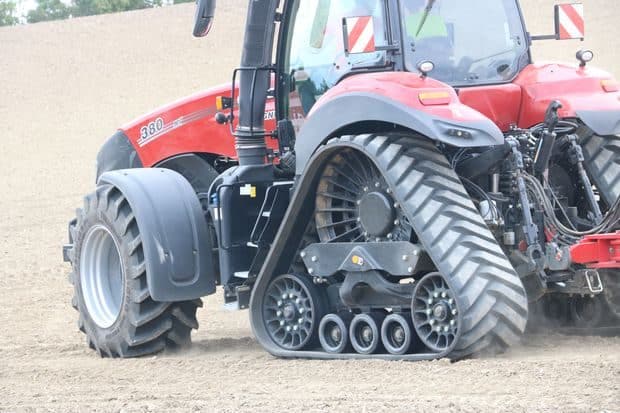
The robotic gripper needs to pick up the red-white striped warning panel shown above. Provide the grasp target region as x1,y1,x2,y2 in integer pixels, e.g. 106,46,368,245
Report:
346,16,376,54
556,3,585,40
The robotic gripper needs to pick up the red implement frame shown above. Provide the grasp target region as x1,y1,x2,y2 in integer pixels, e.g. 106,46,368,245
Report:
570,232,620,268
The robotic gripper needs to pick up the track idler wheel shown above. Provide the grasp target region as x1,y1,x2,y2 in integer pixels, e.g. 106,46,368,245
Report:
412,273,459,353
349,312,385,354
570,294,606,328
318,312,353,354
381,313,414,355
262,274,326,351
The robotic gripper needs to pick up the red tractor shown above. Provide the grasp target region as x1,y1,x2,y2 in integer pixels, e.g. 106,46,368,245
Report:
64,0,620,360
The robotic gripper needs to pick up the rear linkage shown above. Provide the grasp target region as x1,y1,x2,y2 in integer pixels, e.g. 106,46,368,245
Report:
458,101,620,333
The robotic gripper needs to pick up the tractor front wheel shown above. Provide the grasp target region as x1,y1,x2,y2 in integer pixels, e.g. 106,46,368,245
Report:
68,184,201,358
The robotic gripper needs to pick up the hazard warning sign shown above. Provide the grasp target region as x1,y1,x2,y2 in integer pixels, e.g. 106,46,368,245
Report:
345,16,376,54
555,3,585,40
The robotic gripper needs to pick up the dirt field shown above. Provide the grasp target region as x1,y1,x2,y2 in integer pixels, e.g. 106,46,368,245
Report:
1,2,619,412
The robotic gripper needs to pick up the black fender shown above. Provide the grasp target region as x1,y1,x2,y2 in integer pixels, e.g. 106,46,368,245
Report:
576,109,620,136
155,153,220,193
294,92,504,175
98,168,217,302
96,130,143,181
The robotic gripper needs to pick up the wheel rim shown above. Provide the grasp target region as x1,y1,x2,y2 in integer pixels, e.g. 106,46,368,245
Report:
263,275,316,350
357,325,374,347
315,150,412,243
80,225,125,329
412,273,459,352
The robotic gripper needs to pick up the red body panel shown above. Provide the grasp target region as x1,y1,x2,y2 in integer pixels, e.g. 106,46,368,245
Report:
119,84,277,167
514,62,620,128
458,84,522,131
117,63,620,168
310,72,491,124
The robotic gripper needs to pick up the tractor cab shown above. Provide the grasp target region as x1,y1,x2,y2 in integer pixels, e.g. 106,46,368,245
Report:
274,0,585,134
283,0,529,109
195,0,591,138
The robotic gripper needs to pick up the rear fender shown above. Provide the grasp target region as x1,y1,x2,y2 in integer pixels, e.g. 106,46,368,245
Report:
295,72,503,175
515,63,620,135
155,153,220,193
98,168,217,301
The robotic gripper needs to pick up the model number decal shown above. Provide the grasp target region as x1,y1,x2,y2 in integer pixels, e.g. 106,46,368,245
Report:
135,107,215,147
264,110,276,121
139,117,164,142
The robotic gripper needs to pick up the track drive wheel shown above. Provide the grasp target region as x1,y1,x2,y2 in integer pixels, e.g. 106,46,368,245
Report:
262,274,327,351
69,185,201,358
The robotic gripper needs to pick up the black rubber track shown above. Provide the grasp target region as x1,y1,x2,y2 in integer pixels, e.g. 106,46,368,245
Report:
580,128,620,205
251,134,529,360
67,185,201,358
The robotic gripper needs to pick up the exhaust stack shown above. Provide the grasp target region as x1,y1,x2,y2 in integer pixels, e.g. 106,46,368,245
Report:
235,0,280,166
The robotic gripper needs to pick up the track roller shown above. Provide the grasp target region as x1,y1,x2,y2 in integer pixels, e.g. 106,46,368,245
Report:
349,312,385,354
381,313,414,355
318,313,353,354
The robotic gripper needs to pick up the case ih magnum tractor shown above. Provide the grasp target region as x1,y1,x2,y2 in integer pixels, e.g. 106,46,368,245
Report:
64,0,620,360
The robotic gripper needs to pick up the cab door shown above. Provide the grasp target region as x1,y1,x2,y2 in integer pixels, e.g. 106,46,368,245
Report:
276,0,391,134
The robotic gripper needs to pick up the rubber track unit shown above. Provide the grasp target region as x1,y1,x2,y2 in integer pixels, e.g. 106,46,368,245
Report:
250,134,529,360
580,129,620,205
67,185,202,358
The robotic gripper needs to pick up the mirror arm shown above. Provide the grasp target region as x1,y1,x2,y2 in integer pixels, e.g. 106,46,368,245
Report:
530,34,558,41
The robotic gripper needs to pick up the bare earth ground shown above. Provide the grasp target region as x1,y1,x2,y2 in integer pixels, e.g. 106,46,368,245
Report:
1,3,619,412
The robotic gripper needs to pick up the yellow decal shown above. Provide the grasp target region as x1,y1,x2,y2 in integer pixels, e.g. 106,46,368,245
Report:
240,184,257,198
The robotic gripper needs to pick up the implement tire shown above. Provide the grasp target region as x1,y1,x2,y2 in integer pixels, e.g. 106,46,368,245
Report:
67,184,201,358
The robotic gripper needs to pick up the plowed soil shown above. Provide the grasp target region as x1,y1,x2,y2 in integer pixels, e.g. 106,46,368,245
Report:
0,3,619,412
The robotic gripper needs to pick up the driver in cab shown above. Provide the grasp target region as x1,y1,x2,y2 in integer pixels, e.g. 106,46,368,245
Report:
402,0,453,77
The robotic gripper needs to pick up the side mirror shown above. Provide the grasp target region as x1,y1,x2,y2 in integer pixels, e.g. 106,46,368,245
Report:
554,3,584,40
343,16,377,55
193,0,216,38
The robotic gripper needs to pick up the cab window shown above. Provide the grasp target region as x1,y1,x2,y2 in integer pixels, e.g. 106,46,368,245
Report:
283,0,387,131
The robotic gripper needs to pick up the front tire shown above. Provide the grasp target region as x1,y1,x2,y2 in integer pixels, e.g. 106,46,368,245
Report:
69,184,201,358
